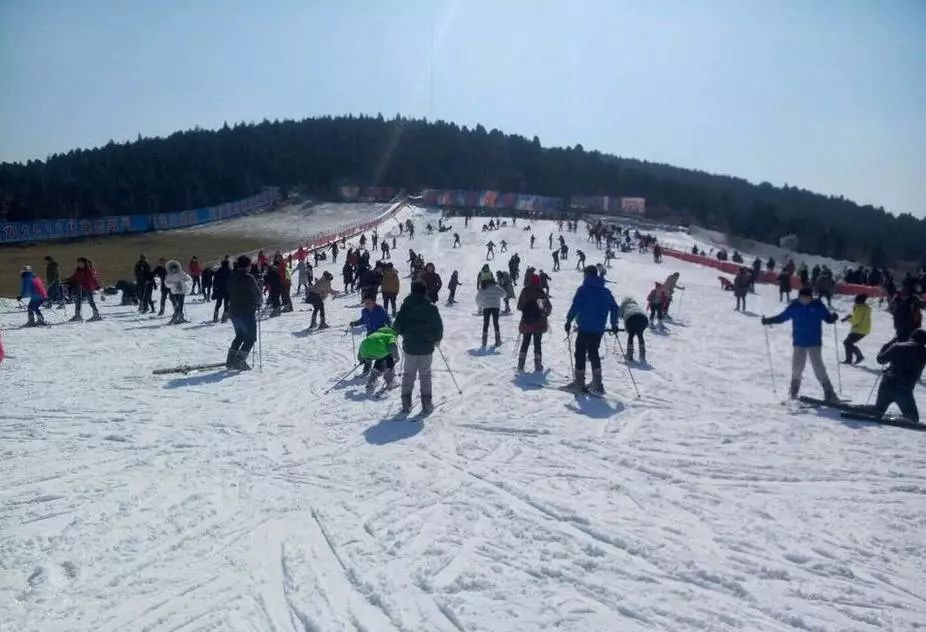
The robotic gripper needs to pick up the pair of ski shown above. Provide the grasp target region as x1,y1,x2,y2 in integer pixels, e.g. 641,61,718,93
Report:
152,361,238,375
797,396,924,431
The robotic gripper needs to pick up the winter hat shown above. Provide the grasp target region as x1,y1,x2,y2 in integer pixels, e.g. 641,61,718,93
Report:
583,265,598,278
21,265,32,273
798,287,813,297
411,280,427,295
911,329,926,346
236,255,252,269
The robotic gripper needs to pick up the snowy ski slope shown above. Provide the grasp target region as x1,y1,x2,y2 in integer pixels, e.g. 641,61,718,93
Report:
1,206,924,632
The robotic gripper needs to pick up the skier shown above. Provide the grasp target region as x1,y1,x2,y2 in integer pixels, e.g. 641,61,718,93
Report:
476,277,507,348
575,250,586,271
447,270,461,304
516,273,551,372
653,242,663,264
153,257,169,316
202,265,214,303
733,267,751,311
358,326,400,393
342,261,355,294
295,259,308,295
381,239,391,259
188,257,202,295
841,293,871,364
257,250,269,271
500,240,508,253
777,269,792,302
350,294,392,375
621,296,649,363
486,241,496,260
357,264,382,301
563,266,620,394
43,256,63,307
226,255,262,370
453,233,461,248
508,253,520,286
264,258,284,317
66,257,102,322
646,282,667,324
552,249,560,271
212,256,231,322
888,279,924,341
548,233,553,250
421,263,443,304
870,329,926,423
477,264,494,288
530,234,536,249
164,260,192,324
380,263,400,316
307,271,334,329
17,266,48,327
497,270,515,314
331,242,339,262
539,270,552,297
761,287,839,401
371,231,378,251
393,280,443,414
134,255,154,313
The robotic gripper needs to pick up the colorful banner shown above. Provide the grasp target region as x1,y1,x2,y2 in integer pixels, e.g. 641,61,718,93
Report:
338,186,403,202
0,188,281,245
420,189,562,212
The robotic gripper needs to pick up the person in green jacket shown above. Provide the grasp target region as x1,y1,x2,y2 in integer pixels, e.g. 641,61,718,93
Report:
393,280,443,413
358,326,400,393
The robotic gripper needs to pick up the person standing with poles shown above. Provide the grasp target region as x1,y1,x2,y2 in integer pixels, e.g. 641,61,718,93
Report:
761,287,839,401
226,255,262,370
562,265,620,394
841,293,871,364
516,273,551,372
66,257,103,322
349,293,391,375
393,280,443,414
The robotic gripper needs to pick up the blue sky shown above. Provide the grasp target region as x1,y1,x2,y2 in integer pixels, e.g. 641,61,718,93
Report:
1,0,924,217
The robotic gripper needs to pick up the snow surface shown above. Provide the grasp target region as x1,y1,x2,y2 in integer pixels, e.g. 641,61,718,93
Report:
2,207,925,632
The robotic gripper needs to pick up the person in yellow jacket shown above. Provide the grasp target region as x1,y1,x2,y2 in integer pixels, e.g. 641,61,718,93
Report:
841,293,871,364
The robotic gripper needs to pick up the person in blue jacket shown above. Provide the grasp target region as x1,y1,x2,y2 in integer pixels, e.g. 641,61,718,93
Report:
564,265,620,394
762,287,839,400
350,293,392,375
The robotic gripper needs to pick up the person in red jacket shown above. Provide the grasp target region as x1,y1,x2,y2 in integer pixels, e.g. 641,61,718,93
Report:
66,257,102,321
188,256,203,295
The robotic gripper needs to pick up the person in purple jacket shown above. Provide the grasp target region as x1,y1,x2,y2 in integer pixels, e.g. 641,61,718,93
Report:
762,287,839,401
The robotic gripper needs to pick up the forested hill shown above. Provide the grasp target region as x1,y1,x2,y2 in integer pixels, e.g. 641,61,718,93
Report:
0,114,921,266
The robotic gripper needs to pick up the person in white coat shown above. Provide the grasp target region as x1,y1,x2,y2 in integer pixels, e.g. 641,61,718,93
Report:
475,277,508,348
164,259,193,324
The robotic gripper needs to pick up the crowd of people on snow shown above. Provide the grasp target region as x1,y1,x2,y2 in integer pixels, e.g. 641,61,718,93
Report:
10,211,926,424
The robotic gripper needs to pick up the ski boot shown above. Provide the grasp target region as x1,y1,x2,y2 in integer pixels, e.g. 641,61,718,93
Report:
625,341,634,363
317,319,330,330
69,311,83,322
589,369,605,395
233,350,252,371
225,348,238,369
517,352,527,372
400,393,413,414
534,354,543,372
361,361,371,377
494,332,502,348
822,384,840,403
36,312,47,326
87,310,103,322
560,370,586,394
383,368,396,389
309,312,318,328
366,369,381,394
24,312,37,327
421,395,434,415
789,380,801,400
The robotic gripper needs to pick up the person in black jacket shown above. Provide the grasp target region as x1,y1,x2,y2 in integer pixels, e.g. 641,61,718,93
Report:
153,257,169,316
202,265,214,303
134,254,155,313
212,257,231,322
872,329,926,423
889,280,924,341
226,255,262,370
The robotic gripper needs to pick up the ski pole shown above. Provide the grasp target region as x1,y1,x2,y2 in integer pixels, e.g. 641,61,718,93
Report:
324,361,364,394
348,326,356,358
612,333,641,398
833,323,842,395
676,289,685,319
865,372,882,406
565,329,575,380
437,345,463,394
512,332,522,358
762,320,778,400
257,308,263,371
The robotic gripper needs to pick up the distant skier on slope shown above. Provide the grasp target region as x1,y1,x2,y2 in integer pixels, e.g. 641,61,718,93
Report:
380,263,400,316
307,271,334,329
226,255,262,370
66,257,103,322
17,266,48,327
563,265,620,394
476,277,507,349
447,271,461,304
486,241,496,260
164,260,193,324
393,280,443,414
762,287,839,401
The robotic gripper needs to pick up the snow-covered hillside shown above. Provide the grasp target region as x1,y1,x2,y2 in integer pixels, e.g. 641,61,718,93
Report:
2,207,924,632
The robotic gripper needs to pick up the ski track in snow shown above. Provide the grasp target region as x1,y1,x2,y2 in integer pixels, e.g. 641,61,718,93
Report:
1,207,925,631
